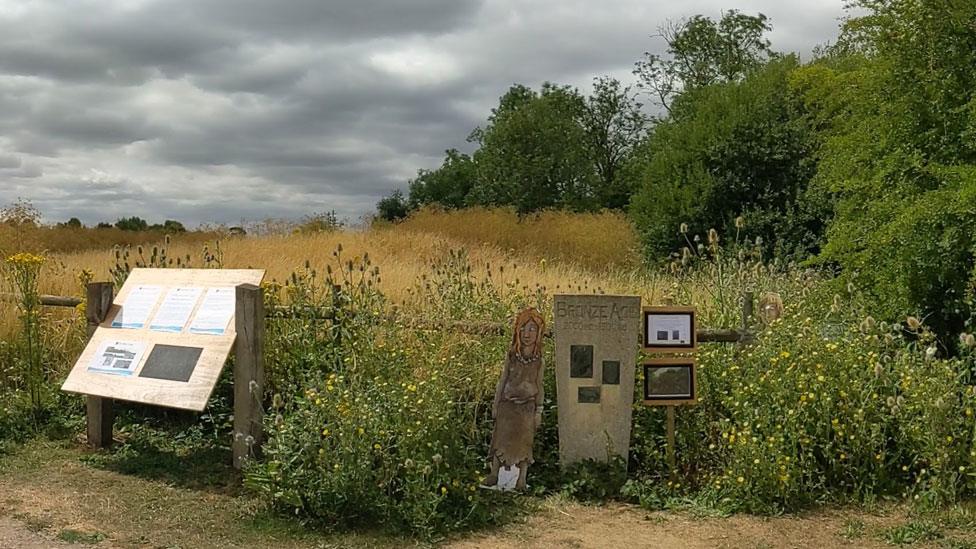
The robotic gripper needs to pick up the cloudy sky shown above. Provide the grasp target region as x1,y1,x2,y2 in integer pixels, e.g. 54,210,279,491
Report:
0,0,848,227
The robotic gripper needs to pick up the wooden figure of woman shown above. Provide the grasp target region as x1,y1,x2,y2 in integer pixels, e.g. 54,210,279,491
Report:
483,308,546,490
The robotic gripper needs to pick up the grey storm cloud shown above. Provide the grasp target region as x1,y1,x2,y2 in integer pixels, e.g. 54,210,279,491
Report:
0,0,847,227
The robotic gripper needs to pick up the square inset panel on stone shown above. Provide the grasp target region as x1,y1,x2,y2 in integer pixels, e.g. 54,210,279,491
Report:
602,360,620,384
570,345,594,378
138,344,203,382
578,386,601,403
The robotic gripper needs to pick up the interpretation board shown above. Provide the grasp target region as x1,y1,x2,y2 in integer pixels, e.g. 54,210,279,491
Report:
554,294,641,465
643,306,697,353
62,268,265,411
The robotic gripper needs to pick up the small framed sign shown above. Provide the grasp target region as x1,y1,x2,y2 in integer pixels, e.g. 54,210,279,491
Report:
643,306,696,353
642,358,697,406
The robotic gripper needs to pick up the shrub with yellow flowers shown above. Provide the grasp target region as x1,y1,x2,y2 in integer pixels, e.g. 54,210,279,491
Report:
627,278,976,513
247,247,524,537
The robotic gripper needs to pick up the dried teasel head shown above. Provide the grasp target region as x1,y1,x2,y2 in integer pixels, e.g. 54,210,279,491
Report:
735,216,745,229
708,228,719,246
859,316,876,333
906,316,922,331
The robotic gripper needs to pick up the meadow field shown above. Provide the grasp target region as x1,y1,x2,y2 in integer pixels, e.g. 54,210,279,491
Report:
2,208,976,546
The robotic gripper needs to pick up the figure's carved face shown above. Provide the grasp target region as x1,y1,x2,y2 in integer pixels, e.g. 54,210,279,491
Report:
519,319,539,349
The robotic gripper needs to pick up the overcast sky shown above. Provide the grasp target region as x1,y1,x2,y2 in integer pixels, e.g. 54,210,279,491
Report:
0,0,848,227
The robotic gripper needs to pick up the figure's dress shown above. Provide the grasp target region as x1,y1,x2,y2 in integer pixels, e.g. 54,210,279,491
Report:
489,349,542,467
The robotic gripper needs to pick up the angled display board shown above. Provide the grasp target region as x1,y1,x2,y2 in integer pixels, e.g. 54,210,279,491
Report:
62,268,265,411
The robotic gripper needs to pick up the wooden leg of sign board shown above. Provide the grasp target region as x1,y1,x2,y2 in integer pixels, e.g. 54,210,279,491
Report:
666,405,676,481
233,284,265,470
85,282,115,449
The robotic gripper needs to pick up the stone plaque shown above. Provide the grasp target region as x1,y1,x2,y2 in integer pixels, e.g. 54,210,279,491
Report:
139,344,204,382
554,294,641,465
578,386,601,403
570,345,594,378
602,360,620,385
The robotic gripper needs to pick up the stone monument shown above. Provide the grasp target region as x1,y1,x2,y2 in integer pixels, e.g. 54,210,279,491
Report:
554,294,641,465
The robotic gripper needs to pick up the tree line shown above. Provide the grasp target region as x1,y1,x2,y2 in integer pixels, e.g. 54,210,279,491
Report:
378,0,976,346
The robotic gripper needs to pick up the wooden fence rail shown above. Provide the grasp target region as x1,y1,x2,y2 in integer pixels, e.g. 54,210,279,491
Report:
3,291,755,343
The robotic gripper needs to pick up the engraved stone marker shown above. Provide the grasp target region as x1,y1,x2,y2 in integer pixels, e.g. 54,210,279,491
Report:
554,294,641,465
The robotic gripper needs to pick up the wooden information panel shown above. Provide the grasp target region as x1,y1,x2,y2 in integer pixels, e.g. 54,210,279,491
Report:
62,268,264,411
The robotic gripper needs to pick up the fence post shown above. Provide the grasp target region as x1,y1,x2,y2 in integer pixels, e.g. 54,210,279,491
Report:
331,284,342,370
740,290,754,332
85,282,114,449
234,284,265,470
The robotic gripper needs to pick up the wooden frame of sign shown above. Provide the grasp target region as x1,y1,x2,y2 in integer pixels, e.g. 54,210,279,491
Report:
642,357,697,406
642,306,697,354
61,268,266,469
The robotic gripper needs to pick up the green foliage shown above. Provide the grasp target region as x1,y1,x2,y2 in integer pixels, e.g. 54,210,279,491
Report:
114,216,149,231
796,0,976,344
407,149,476,210
581,76,650,209
375,190,409,222
249,247,533,537
629,57,821,260
626,243,976,514
401,79,648,216
634,10,774,113
470,83,596,214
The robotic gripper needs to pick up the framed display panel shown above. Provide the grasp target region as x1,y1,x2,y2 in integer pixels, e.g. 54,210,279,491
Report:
642,358,697,406
61,268,265,411
642,306,697,353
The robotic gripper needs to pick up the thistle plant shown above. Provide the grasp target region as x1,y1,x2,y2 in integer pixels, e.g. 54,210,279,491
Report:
4,252,46,415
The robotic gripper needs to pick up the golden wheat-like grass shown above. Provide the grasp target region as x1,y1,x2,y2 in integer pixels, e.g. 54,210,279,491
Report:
1,209,665,337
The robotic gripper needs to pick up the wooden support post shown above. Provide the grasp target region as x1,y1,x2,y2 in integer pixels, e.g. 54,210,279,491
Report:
331,284,342,370
741,290,754,331
234,283,265,470
85,282,115,449
666,405,677,480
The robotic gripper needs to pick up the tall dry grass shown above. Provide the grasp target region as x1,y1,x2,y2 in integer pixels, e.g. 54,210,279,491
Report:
0,223,219,256
388,207,641,271
1,209,665,337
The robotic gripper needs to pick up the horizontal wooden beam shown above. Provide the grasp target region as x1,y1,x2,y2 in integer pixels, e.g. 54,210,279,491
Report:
10,291,754,343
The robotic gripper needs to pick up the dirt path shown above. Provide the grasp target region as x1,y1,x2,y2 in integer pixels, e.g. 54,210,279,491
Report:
0,441,967,548
0,517,70,549
0,500,915,549
447,501,898,548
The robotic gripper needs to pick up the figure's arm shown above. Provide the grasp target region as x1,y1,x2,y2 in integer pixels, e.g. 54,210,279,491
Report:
493,358,509,419
534,360,544,429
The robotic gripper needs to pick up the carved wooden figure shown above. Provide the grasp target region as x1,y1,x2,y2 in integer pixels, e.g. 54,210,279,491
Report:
484,308,546,490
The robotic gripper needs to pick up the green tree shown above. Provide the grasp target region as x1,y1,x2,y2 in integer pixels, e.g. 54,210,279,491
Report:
115,216,148,231
376,190,409,222
407,149,476,209
581,77,650,209
634,10,774,114
629,57,819,259
162,220,186,233
468,83,597,214
797,0,976,341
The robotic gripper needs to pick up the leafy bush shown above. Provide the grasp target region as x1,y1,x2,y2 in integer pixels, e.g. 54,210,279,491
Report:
626,263,976,513
628,57,822,261
248,247,525,537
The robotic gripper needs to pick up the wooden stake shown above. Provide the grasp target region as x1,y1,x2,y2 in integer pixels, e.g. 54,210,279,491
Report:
233,283,265,470
666,405,676,480
741,290,754,331
85,282,114,449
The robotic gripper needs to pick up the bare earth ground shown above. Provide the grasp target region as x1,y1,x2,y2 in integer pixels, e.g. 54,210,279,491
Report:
0,440,969,549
